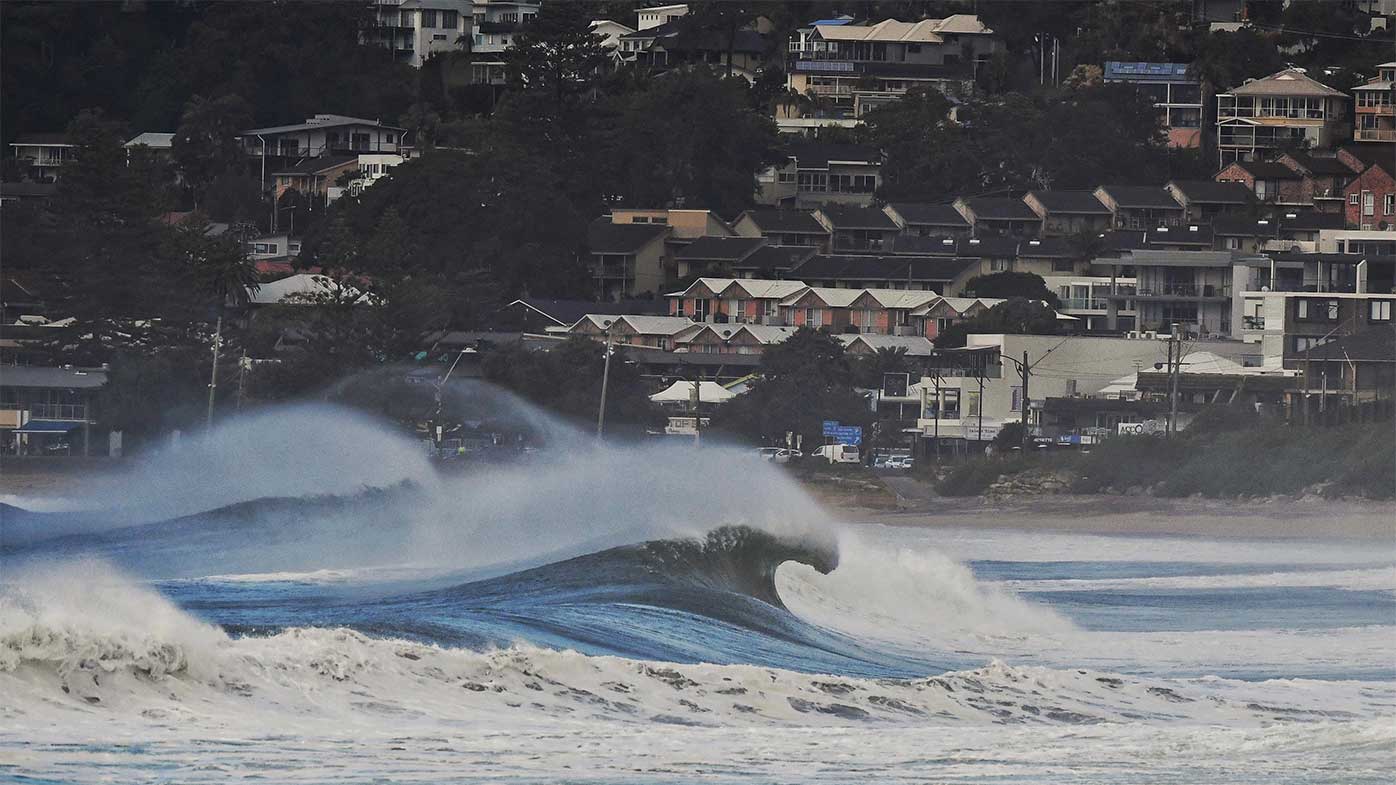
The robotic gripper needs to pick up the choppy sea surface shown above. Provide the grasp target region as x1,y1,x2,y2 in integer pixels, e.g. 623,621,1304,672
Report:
1,404,1393,784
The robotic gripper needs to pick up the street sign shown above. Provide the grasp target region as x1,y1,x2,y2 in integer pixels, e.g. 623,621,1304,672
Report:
823,420,862,445
822,420,839,436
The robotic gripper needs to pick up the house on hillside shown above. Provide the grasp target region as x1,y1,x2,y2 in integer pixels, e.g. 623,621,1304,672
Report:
731,208,830,248
239,114,408,161
785,253,977,293
760,142,884,207
587,217,671,300
1102,62,1203,148
1023,191,1113,237
1213,161,1309,206
1352,61,1396,144
674,236,769,279
1164,180,1255,223
1342,155,1395,230
813,204,901,252
9,134,73,182
568,314,700,351
1215,68,1349,168
783,16,997,120
667,278,806,324
0,366,109,457
884,203,972,238
953,197,1042,238
1276,151,1360,213
1093,185,1185,229
365,0,473,67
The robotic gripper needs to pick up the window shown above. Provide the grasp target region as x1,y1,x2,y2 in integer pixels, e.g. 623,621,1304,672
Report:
632,216,650,223
1011,386,1023,412
1386,194,1395,215
1372,300,1393,322
991,258,1011,272
1363,191,1375,216
1349,193,1359,205
1294,336,1334,353
1052,259,1074,272
806,308,823,327
442,10,458,29
422,9,437,28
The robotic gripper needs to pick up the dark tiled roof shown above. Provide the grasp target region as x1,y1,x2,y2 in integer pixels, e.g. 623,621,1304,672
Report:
888,202,968,226
737,208,826,235
506,298,665,326
1277,210,1344,232
587,218,668,253
1027,191,1110,214
961,197,1039,221
661,29,767,54
1016,237,1082,258
1211,216,1278,236
955,236,1020,257
737,244,817,271
10,132,71,146
1168,179,1254,205
272,154,359,176
0,182,58,198
817,204,898,230
1145,224,1213,245
890,235,962,255
1283,152,1354,177
786,141,882,169
1231,161,1301,180
1341,144,1392,173
676,236,767,261
1305,326,1396,363
788,254,976,283
1097,185,1183,210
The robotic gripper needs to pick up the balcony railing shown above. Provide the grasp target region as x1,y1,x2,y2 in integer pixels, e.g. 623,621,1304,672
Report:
1355,128,1396,142
1061,298,1109,310
29,403,88,421
1243,315,1265,330
1136,284,1231,298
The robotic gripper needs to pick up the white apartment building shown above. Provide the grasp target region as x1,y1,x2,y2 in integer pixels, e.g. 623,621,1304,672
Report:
637,4,687,30
369,0,474,68
471,0,540,54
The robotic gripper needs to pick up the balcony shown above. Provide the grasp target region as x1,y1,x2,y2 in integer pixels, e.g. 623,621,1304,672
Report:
29,403,89,421
1355,128,1396,142
1134,283,1231,299
1061,298,1109,310
1243,315,1265,330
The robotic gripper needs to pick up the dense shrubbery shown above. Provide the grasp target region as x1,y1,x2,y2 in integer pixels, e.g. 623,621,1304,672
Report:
938,418,1395,500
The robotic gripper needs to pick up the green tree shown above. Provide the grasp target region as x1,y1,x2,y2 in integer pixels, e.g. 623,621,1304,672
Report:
962,271,1061,307
716,327,871,447
482,336,660,430
172,94,253,203
506,1,610,103
863,87,974,202
934,299,1060,349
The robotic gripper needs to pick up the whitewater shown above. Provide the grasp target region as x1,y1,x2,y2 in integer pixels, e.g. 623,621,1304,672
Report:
1,403,1393,783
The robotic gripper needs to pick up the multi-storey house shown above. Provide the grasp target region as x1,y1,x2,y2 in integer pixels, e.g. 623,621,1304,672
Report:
1215,68,1349,168
367,0,473,68
1352,62,1396,144
8,134,73,182
1102,62,1204,148
1022,191,1113,237
1093,185,1185,229
783,16,998,120
884,203,972,238
758,142,883,207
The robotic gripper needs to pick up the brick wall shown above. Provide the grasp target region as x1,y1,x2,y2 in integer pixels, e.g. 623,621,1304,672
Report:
1344,164,1396,229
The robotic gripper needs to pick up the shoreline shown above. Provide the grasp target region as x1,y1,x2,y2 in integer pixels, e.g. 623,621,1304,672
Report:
839,493,1396,541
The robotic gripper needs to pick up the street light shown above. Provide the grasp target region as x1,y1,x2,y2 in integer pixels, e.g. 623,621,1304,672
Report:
596,319,615,438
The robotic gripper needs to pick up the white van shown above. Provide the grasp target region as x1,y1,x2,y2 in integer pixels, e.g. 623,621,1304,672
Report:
813,444,861,464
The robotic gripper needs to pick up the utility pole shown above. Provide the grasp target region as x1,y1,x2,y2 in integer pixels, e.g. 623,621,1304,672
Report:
1020,350,1030,451
206,314,223,430
596,329,614,438
235,349,248,411
1168,322,1181,438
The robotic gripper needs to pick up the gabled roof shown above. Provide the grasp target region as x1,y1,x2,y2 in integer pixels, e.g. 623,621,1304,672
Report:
738,245,818,273
838,334,938,356
735,208,827,235
1229,160,1302,180
271,154,359,176
958,196,1040,221
124,132,175,149
666,277,735,298
1283,152,1357,177
719,279,808,300
854,289,941,309
889,235,963,256
0,366,107,390
1277,210,1344,232
1096,185,1184,210
814,14,992,43
241,114,404,136
1227,68,1345,98
575,314,698,336
780,287,864,307
815,204,899,230
1342,145,1393,174
675,236,767,261
1168,179,1255,205
785,141,882,168
738,325,799,344
1016,237,1081,258
787,254,976,283
587,218,669,253
955,236,1020,257
1305,326,1396,364
504,298,664,326
886,202,969,227
1027,190,1110,214
10,133,70,146
1211,216,1279,237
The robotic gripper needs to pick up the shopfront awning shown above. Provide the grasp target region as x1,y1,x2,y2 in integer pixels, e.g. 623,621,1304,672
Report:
13,420,81,434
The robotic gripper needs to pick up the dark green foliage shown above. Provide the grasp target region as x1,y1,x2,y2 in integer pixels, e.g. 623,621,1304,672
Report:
173,94,253,202
934,299,1060,349
1190,28,1287,91
993,421,1026,451
716,327,872,448
963,272,1061,307
481,337,661,429
937,454,1034,497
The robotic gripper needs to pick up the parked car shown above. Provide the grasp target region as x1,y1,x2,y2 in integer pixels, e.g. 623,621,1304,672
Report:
887,455,915,470
756,447,795,463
